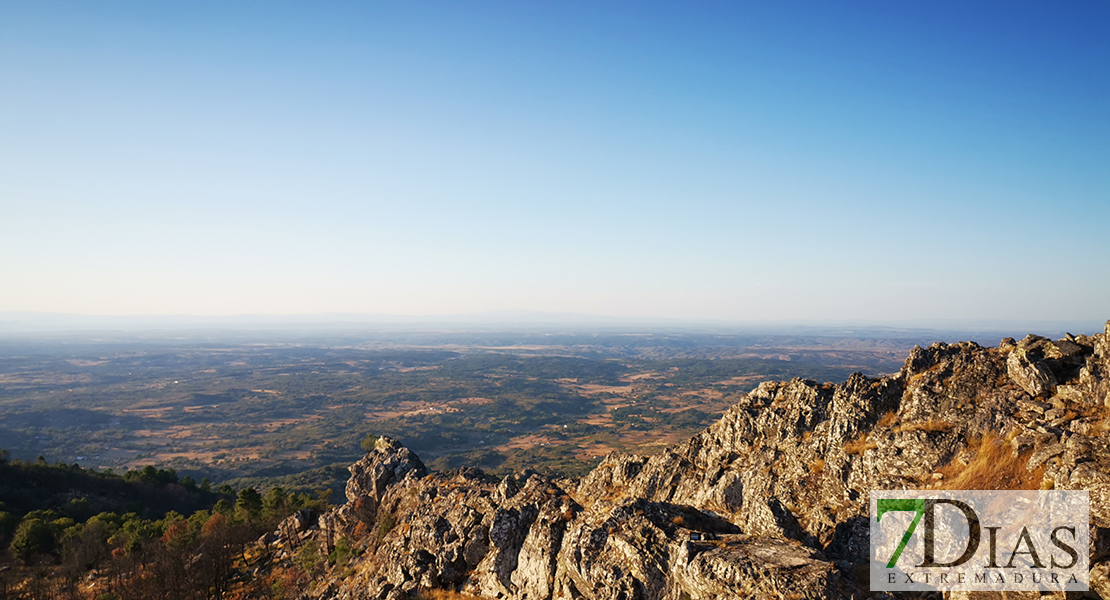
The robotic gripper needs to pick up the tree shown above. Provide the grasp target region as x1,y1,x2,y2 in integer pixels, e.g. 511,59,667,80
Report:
235,488,263,521
9,518,55,562
263,487,287,521
0,511,18,543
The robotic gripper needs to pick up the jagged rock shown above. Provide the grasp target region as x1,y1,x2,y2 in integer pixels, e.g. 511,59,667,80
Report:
262,324,1110,600
1076,321,1110,409
1027,442,1066,470
1008,346,1057,397
671,536,843,600
1090,562,1110,599
275,507,319,547
346,436,428,504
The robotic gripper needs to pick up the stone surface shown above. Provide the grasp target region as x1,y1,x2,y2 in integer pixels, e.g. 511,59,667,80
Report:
1008,346,1057,397
259,324,1110,600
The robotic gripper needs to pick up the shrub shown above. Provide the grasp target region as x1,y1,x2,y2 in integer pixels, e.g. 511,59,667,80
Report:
329,536,352,566
295,540,323,574
376,513,396,544
361,434,380,453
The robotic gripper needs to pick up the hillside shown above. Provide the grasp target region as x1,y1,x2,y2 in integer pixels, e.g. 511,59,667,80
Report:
0,460,222,525
255,323,1110,599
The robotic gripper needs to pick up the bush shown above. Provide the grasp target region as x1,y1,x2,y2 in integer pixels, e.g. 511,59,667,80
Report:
376,513,396,544
295,540,323,574
328,536,352,566
361,434,380,453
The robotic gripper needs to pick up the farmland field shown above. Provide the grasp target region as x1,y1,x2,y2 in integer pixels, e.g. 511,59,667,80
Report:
0,326,963,495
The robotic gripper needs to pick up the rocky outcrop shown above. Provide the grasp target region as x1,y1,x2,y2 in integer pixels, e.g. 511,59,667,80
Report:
264,322,1110,600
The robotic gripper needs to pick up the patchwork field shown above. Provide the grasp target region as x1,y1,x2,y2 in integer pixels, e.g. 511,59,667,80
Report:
0,327,937,494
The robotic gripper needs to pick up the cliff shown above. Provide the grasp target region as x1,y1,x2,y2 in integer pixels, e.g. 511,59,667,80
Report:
264,323,1110,600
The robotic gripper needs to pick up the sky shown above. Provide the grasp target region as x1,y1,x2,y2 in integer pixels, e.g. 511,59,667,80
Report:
1,1,1107,324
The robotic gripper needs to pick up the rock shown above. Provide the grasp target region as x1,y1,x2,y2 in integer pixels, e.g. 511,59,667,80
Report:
346,436,427,504
1054,384,1086,403
671,536,843,599
263,323,1110,600
1016,397,1051,412
1007,347,1057,397
1027,442,1066,470
1010,434,1035,455
1090,562,1110,599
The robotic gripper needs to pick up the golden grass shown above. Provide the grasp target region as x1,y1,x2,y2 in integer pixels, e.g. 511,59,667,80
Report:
843,433,877,455
1075,401,1110,436
937,433,1044,490
876,411,898,428
808,459,825,474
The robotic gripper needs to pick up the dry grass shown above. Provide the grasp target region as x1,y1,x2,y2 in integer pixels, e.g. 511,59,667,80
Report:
1065,401,1110,434
896,419,953,434
937,433,1044,490
843,433,878,455
1078,403,1110,436
808,459,825,474
876,411,898,428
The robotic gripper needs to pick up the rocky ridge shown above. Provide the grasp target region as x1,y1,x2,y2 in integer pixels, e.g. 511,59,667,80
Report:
264,323,1110,599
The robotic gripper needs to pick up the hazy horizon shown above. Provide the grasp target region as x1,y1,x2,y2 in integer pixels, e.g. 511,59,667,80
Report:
2,2,1107,322
0,310,1104,340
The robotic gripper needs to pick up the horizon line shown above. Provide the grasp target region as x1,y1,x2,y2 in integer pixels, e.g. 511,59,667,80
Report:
0,310,1105,336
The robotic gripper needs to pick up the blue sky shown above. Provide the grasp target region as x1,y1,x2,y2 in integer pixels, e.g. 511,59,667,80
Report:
1,1,1107,323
